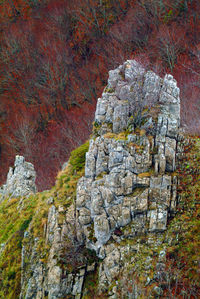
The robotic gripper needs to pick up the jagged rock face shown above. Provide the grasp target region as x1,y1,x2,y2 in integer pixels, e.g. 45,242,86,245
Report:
20,205,86,299
76,60,181,252
0,155,36,199
20,60,183,299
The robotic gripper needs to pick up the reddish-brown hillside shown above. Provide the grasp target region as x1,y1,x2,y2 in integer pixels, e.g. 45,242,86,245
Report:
0,0,200,190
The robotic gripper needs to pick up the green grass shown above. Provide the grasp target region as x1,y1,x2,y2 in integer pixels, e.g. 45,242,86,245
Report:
0,140,89,298
165,136,200,293
69,140,89,172
0,196,37,298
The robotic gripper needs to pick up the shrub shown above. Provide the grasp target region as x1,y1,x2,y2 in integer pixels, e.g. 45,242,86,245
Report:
69,141,89,172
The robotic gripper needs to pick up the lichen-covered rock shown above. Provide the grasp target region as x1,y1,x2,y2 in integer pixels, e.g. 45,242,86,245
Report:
77,60,181,257
19,59,184,299
20,204,87,299
0,155,36,200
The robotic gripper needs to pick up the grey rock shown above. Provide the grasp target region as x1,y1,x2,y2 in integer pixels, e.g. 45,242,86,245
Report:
94,213,111,247
19,59,183,298
76,56,181,252
149,209,168,231
85,151,96,178
124,60,145,83
61,161,68,171
108,66,123,88
143,71,161,105
75,60,182,296
165,137,176,171
21,202,87,299
1,155,36,199
79,207,92,225
113,101,129,133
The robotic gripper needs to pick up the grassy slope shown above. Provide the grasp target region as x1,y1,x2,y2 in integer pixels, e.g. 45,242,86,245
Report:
165,136,200,294
0,141,89,298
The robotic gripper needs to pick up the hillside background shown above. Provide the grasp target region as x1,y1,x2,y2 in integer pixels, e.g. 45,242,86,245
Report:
0,0,200,190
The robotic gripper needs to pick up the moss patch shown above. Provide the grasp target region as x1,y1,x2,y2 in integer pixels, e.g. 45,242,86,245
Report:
138,170,154,178
68,141,89,172
104,86,115,93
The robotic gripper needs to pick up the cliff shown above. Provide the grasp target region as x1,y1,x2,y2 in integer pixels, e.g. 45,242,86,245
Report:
0,60,199,299
0,155,36,201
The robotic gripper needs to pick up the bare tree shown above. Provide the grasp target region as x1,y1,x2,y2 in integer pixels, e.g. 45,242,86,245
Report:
155,24,185,71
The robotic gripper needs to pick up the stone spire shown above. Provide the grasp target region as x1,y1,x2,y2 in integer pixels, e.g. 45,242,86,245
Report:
76,60,181,252
0,155,37,200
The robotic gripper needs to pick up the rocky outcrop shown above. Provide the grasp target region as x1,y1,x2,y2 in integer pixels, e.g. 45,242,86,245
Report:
76,60,181,255
20,205,84,299
20,202,97,299
0,155,36,200
20,60,184,298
